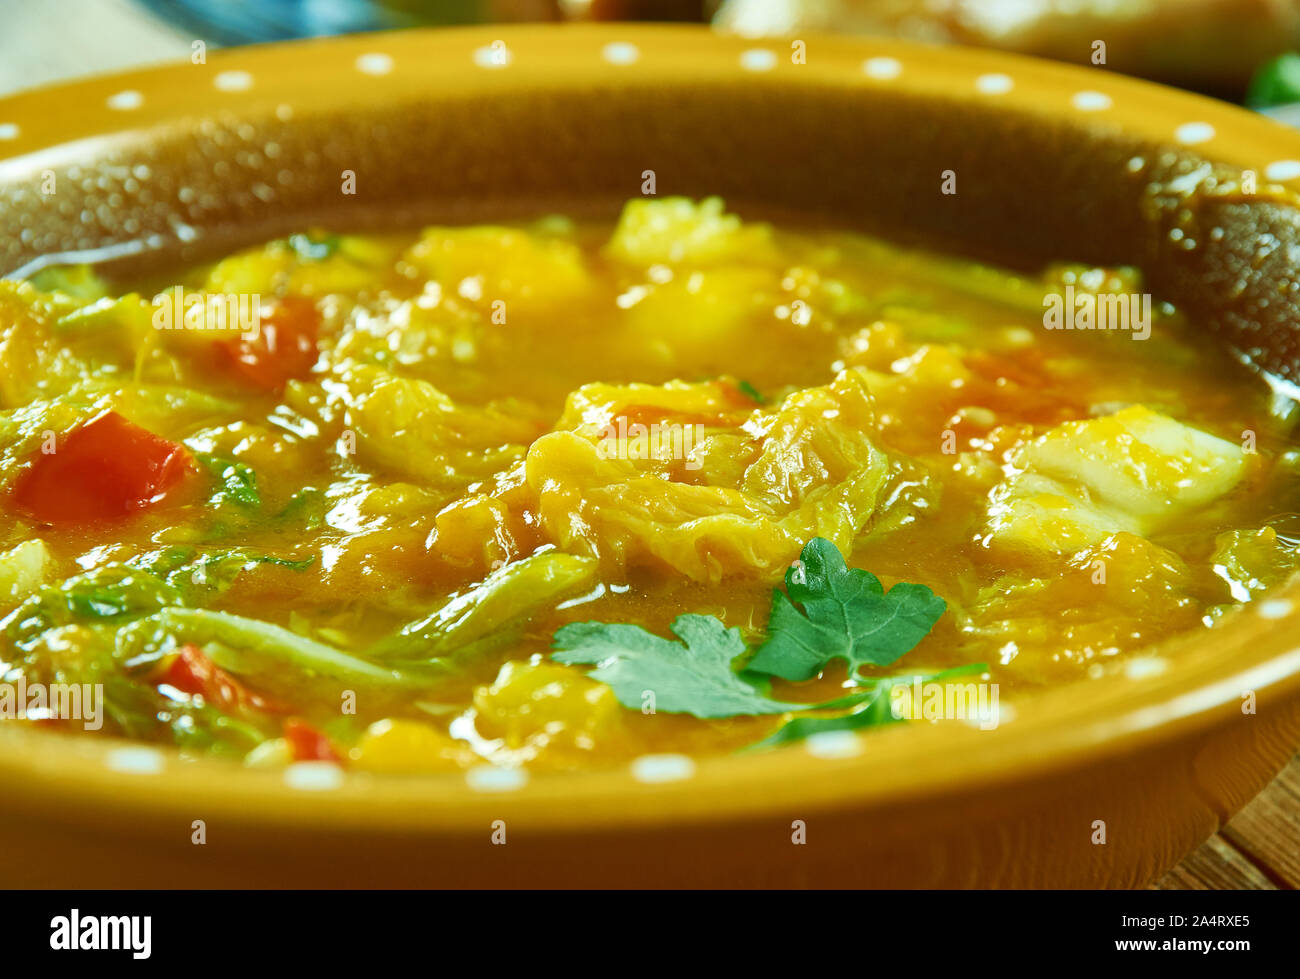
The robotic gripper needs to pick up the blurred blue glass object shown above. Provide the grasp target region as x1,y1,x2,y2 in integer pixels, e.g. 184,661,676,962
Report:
134,0,547,45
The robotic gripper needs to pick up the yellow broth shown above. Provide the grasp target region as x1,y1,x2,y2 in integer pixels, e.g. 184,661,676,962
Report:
0,198,1295,772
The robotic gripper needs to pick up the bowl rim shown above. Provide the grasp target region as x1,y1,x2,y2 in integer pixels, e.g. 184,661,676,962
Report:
3,23,1300,836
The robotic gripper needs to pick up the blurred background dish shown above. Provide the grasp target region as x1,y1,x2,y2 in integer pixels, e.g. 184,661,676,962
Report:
0,0,707,95
713,0,1300,98
8,0,1300,100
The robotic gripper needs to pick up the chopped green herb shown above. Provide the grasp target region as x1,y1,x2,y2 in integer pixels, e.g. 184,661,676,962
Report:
275,486,327,530
750,663,987,748
736,379,766,404
745,537,945,682
750,688,897,748
129,546,313,594
180,551,315,595
196,453,261,508
553,614,805,719
550,537,966,745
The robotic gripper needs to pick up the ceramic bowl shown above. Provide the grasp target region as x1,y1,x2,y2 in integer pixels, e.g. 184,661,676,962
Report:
3,25,1300,888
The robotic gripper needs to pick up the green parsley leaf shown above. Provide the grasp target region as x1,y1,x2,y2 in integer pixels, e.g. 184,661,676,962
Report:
744,537,945,682
736,379,766,404
275,486,327,530
750,689,896,748
552,614,805,718
750,663,987,749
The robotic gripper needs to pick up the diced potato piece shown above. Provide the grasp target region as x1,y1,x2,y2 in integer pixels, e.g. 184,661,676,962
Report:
331,294,488,375
622,268,777,364
605,197,777,266
987,406,1247,555
473,660,624,759
202,249,291,297
526,368,889,581
402,226,589,306
0,539,50,605
351,718,477,774
204,233,399,298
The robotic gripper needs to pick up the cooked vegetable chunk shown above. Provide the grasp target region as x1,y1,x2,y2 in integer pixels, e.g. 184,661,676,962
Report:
0,539,49,603
332,364,543,498
986,406,1248,555
526,369,890,581
960,533,1203,681
12,411,193,525
605,196,777,266
216,296,320,392
403,225,590,305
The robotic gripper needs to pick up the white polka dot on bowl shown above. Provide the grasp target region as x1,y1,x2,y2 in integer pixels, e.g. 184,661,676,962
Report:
355,53,394,76
466,765,527,792
1265,160,1300,181
284,761,344,791
804,730,862,759
1072,90,1112,111
1174,122,1215,145
473,43,512,69
975,73,1013,95
105,746,164,775
740,49,777,72
214,70,253,92
1124,656,1168,679
106,90,143,111
602,42,639,65
863,57,902,80
630,754,696,783
0,123,18,140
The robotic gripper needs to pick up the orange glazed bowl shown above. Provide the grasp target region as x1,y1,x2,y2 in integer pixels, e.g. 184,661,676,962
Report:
2,25,1300,888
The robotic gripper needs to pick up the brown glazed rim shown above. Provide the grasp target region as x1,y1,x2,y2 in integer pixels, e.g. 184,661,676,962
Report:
1,25,1300,835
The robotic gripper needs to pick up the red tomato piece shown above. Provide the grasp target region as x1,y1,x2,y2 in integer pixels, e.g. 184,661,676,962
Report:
283,717,342,763
216,296,320,391
158,644,288,715
11,411,192,525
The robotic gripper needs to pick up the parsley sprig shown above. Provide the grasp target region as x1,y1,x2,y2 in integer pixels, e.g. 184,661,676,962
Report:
554,614,805,719
552,538,980,745
746,537,947,683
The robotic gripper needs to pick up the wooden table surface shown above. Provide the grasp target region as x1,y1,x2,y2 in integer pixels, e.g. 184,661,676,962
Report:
1153,752,1300,889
